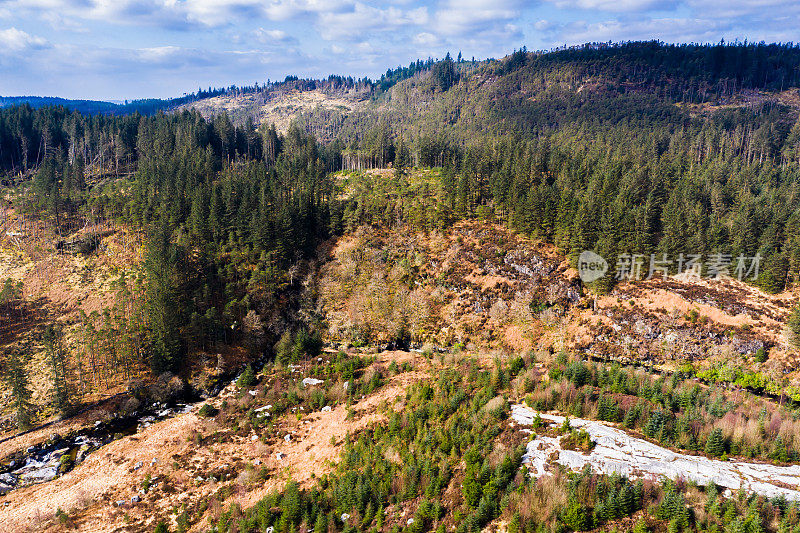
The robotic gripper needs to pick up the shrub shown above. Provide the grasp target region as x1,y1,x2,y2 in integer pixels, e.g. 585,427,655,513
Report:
563,500,592,531
237,365,256,387
789,307,800,349
561,429,595,452
198,404,218,418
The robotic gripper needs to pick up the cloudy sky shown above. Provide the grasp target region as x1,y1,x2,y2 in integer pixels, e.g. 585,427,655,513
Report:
0,0,796,101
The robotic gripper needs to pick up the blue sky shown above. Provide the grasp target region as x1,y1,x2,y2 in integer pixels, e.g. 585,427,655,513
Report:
0,0,797,101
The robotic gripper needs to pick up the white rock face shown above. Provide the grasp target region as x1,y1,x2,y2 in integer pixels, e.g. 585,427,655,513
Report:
302,378,324,386
511,404,800,500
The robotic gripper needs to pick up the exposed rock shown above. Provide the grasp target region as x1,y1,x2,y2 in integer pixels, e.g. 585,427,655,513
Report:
512,404,800,500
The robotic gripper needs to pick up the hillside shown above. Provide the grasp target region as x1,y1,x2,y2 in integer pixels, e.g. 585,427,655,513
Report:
179,89,367,137
2,42,800,533
178,42,800,140
2,214,800,532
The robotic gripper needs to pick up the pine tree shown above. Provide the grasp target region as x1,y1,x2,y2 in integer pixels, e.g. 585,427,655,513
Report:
142,221,186,374
43,323,71,416
3,346,35,430
394,135,410,179
705,428,726,457
462,465,482,508
789,306,800,349
313,512,327,533
563,499,591,531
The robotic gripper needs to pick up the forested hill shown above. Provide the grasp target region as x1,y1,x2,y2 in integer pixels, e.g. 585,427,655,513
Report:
1,43,800,385
0,96,188,117
334,41,800,140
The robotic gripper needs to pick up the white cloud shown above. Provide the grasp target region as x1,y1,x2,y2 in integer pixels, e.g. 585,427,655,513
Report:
547,17,729,45
4,0,800,101
262,0,354,21
684,0,800,18
543,0,678,12
316,2,428,41
0,27,49,52
41,11,88,32
252,27,296,43
0,0,347,29
413,31,440,46
433,0,522,36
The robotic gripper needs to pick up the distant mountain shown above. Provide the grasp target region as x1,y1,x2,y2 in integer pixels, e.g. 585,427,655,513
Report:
0,94,198,116
0,96,122,114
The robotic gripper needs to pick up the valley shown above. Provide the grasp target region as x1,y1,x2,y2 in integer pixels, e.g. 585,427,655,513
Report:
1,42,800,533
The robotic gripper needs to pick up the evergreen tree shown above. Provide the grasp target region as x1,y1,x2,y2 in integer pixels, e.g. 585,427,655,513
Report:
705,428,726,457
3,346,35,429
43,323,72,416
789,306,800,349
142,222,186,374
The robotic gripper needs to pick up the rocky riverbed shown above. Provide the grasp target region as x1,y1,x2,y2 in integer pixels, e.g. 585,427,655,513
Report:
0,403,192,496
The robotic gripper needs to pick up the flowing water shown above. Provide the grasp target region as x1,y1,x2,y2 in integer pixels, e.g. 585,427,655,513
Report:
0,402,192,495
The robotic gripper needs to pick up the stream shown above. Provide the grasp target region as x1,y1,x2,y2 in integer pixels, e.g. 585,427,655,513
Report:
0,357,270,498
0,402,193,496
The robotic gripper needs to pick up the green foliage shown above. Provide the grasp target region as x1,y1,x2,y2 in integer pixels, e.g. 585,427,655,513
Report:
43,323,72,416
790,307,800,350
212,366,523,533
563,499,592,531
0,278,23,305
705,428,726,457
274,329,324,366
142,223,187,374
236,364,256,387
2,346,35,429
655,483,691,529
197,404,218,418
561,429,595,452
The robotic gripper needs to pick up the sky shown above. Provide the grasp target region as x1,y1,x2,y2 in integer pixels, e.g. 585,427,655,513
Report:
0,0,797,101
